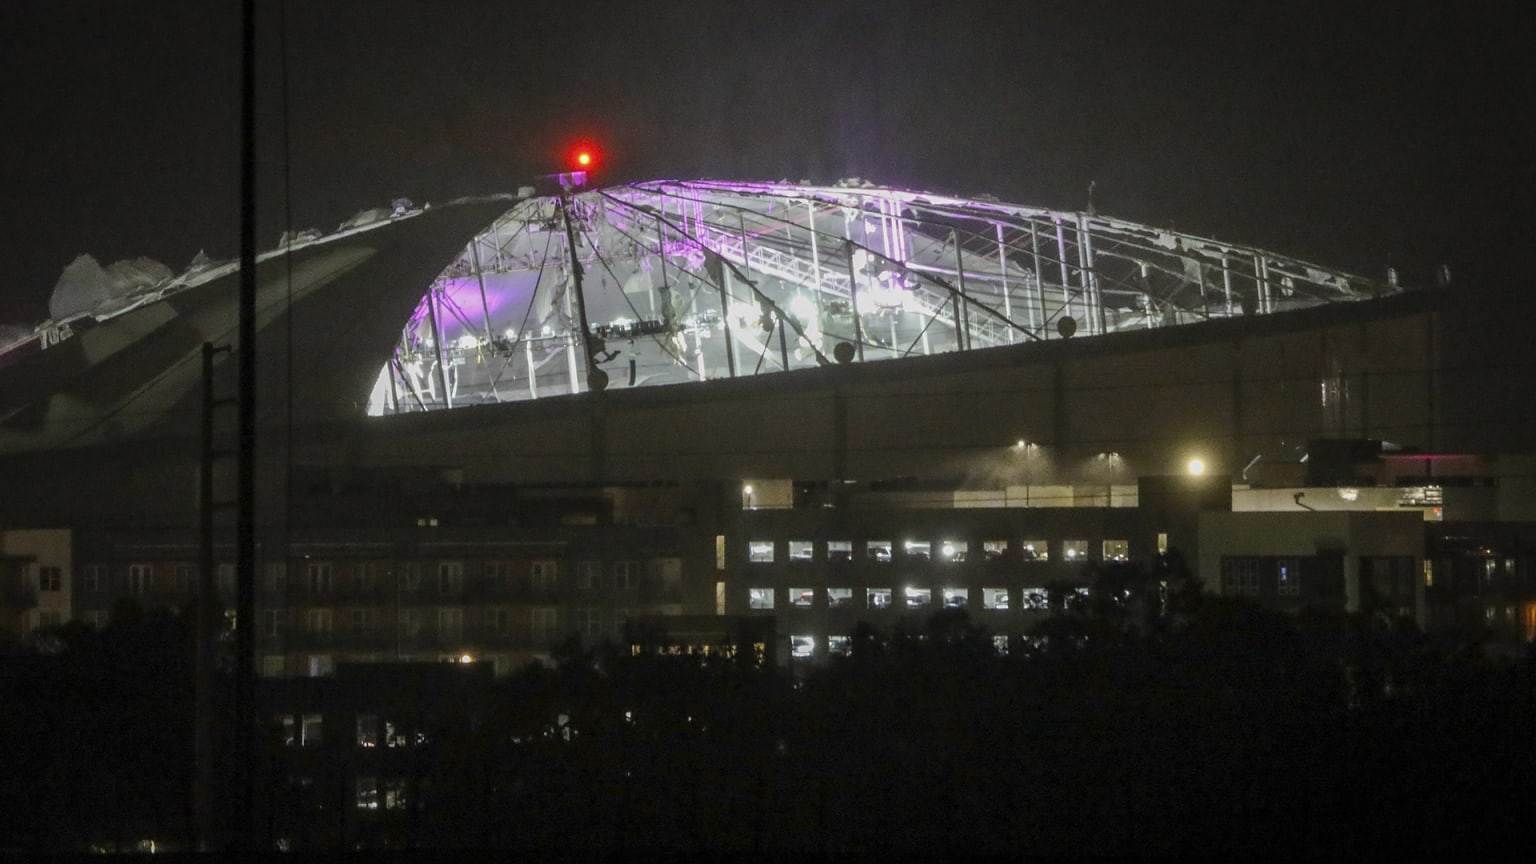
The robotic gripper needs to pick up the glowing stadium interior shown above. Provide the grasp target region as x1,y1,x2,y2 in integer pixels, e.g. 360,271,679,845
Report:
370,179,1393,413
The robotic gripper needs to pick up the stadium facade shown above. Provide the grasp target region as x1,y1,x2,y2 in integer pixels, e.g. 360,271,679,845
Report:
2,179,1533,669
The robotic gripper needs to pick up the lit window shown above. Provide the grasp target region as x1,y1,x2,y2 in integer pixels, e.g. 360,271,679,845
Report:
827,635,851,655
905,586,932,608
982,540,1008,561
789,587,815,607
865,541,892,562
866,587,892,609
788,540,814,561
992,635,1010,656
748,588,775,610
827,541,854,562
827,587,853,608
903,540,932,561
748,541,775,563
1277,559,1300,596
790,635,816,658
939,540,968,563
1102,540,1129,561
1021,588,1049,611
942,587,968,609
1062,540,1088,561
1020,540,1049,562
982,587,1009,610
383,778,408,811
384,721,410,748
355,777,379,810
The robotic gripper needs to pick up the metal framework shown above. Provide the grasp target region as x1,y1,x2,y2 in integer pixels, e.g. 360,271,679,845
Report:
371,180,1392,414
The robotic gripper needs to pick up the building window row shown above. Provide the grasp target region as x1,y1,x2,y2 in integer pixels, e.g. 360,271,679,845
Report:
748,537,1131,564
788,632,1018,659
751,585,1061,612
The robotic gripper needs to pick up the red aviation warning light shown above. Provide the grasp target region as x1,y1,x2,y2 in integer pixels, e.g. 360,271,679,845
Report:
567,142,601,172
557,142,601,188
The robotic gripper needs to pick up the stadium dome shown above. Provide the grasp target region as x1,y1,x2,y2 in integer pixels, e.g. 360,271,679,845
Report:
0,179,1391,454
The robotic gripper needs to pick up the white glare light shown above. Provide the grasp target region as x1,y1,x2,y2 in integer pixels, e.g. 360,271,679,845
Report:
1187,458,1206,476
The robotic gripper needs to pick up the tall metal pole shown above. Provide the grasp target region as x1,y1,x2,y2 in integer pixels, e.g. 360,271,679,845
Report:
560,192,601,390
194,342,220,851
469,239,495,344
426,286,452,407
806,201,826,330
235,0,258,851
996,223,1014,343
952,229,971,351
1054,220,1071,322
720,268,739,377
1079,215,1103,335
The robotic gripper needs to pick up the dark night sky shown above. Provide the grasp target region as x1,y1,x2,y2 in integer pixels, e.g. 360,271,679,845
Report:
1,0,1531,326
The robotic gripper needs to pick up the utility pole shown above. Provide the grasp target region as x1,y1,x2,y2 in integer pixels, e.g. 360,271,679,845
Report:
234,0,258,850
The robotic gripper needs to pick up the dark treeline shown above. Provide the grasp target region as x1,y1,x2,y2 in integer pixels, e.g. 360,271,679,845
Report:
3,561,1534,855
